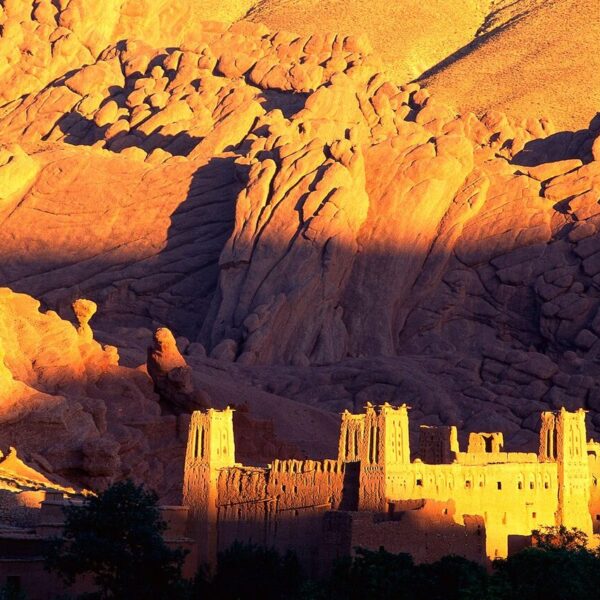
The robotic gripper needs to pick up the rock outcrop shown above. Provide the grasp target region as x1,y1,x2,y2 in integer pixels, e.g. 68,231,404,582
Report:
1,3,600,494
147,327,211,413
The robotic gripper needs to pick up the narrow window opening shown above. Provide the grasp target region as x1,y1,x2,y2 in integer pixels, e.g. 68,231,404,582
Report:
193,428,199,458
518,481,523,490
465,480,472,489
345,427,350,458
497,481,502,490
416,479,423,487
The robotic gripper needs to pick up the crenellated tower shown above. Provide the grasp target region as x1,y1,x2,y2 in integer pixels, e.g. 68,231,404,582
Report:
539,408,592,535
338,410,365,462
357,403,410,511
183,408,235,566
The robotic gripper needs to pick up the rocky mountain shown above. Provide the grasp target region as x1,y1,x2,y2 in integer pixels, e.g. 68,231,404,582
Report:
1,0,599,494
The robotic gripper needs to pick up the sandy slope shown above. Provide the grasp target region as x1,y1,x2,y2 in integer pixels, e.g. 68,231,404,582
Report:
245,0,489,83
420,0,600,130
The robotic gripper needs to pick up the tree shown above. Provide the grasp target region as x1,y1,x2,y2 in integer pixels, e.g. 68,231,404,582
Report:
200,542,303,600
45,480,188,599
531,525,589,551
489,528,600,600
413,554,489,600
325,547,416,600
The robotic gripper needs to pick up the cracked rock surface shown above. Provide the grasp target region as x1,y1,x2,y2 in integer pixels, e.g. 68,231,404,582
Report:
2,1,600,492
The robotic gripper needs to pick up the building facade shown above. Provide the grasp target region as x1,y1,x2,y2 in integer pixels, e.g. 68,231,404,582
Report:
183,404,599,570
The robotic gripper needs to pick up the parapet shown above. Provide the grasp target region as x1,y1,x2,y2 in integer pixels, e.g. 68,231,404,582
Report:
455,452,538,466
270,459,342,474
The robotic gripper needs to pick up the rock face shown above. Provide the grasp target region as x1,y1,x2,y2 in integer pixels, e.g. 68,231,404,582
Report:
2,3,600,493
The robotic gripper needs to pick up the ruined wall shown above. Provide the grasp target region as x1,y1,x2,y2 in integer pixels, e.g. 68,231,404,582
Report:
468,432,504,453
418,425,459,464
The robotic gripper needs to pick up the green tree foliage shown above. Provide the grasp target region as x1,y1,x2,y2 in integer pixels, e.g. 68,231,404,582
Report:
415,554,489,600
531,524,589,550
322,548,487,600
44,480,187,600
325,547,415,600
489,526,600,600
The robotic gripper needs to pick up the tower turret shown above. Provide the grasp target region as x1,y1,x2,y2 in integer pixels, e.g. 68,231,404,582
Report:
539,408,592,535
358,403,410,510
183,408,235,566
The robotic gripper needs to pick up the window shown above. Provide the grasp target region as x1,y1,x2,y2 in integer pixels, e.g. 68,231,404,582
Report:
530,481,534,490
193,428,200,458
518,481,523,490
545,482,550,489
416,479,423,487
465,480,472,489
497,482,502,490
532,512,537,519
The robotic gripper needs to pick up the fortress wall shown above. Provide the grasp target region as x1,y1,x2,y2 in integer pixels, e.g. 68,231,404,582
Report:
324,501,487,565
215,459,345,569
384,462,559,558
216,466,271,550
267,459,345,510
267,458,346,568
183,407,595,567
